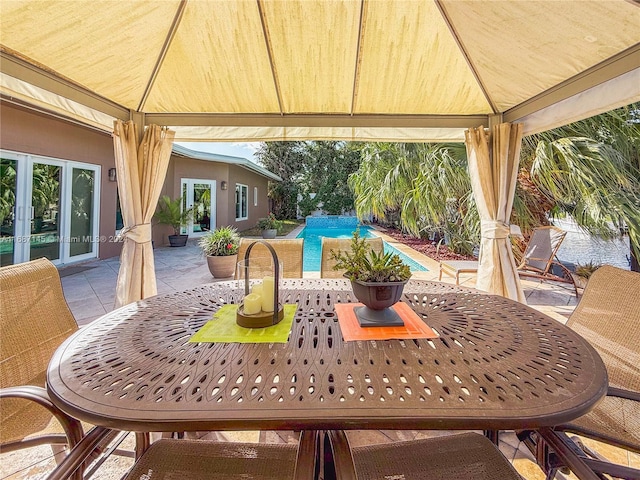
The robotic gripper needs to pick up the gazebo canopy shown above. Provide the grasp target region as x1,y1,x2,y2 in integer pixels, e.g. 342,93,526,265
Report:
1,0,639,142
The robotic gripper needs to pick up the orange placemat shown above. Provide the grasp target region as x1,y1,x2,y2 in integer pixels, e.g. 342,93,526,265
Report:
335,302,439,341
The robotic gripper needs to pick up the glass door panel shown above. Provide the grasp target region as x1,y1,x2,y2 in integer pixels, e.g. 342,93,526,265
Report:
69,168,95,257
30,163,61,261
181,179,215,236
192,183,212,233
0,158,18,266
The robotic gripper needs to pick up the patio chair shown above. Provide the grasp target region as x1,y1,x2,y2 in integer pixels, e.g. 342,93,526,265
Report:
48,427,320,480
327,430,523,479
0,258,85,475
236,238,304,278
523,265,640,480
517,225,578,297
320,237,383,278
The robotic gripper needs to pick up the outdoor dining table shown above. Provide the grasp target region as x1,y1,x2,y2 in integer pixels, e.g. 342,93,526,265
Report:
47,279,607,436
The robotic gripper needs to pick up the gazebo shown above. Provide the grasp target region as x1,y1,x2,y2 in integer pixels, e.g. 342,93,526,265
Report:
1,0,639,305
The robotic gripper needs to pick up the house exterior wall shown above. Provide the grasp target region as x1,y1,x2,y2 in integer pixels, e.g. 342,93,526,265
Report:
229,164,270,232
153,156,272,246
1,103,277,260
0,103,121,259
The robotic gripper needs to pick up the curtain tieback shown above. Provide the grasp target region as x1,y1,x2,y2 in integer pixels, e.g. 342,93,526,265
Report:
117,223,152,244
481,221,511,239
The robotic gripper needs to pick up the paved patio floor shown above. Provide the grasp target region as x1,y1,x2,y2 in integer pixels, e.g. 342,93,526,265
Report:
5,229,635,480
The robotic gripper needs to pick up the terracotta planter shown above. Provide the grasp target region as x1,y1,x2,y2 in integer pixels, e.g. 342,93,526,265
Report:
206,254,238,278
571,273,589,290
261,229,277,239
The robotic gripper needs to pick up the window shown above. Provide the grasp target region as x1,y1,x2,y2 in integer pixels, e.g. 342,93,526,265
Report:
235,184,248,220
254,187,258,206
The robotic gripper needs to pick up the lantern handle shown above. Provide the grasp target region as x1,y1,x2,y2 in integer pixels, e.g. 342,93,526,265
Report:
243,241,281,325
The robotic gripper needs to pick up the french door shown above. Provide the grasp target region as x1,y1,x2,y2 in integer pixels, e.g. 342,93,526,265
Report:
0,151,100,266
181,179,216,236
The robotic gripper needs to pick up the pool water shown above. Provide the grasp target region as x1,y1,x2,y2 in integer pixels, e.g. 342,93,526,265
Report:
296,225,428,272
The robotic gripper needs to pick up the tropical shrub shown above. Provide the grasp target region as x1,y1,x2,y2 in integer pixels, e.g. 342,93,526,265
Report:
198,226,240,256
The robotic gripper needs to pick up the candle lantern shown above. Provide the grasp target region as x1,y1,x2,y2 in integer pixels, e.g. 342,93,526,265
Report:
236,241,284,328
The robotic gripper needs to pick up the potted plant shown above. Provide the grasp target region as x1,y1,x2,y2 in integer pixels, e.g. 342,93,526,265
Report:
256,213,281,239
154,195,193,247
572,261,602,290
198,225,241,278
331,229,412,326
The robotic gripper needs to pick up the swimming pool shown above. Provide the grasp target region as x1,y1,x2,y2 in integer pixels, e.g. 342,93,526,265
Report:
296,224,428,273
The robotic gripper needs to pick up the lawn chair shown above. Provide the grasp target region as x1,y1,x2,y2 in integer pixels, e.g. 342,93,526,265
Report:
236,238,304,278
0,258,140,479
520,265,640,479
48,427,320,480
320,237,383,278
517,225,578,296
0,258,86,477
327,431,522,480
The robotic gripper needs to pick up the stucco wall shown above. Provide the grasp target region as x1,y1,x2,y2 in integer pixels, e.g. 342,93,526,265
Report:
153,156,272,246
229,165,270,232
0,103,121,259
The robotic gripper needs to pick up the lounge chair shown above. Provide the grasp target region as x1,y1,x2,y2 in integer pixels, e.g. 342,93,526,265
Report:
438,259,479,285
236,238,304,278
520,265,640,479
320,237,383,278
516,225,578,296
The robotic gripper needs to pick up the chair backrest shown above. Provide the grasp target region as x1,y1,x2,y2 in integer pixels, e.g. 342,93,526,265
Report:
236,238,304,278
520,226,567,273
0,258,78,444
320,237,384,278
566,265,640,392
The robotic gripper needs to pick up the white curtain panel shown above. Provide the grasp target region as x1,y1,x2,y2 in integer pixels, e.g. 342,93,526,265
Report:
465,123,526,303
113,120,174,307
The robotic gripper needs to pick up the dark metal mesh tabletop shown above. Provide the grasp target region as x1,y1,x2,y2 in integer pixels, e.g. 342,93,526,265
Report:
47,279,607,432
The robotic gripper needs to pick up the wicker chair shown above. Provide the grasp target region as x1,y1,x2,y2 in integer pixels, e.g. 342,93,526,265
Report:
516,226,578,296
536,265,640,479
236,238,304,278
0,258,85,475
327,430,523,479
320,237,383,278
48,427,320,480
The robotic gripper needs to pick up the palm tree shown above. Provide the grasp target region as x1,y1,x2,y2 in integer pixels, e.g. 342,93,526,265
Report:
349,143,481,255
523,103,640,270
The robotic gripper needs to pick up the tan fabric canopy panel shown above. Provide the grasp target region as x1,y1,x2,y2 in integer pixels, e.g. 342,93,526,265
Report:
1,1,638,140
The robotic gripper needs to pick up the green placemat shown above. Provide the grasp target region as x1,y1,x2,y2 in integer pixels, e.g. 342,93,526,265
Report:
189,303,297,343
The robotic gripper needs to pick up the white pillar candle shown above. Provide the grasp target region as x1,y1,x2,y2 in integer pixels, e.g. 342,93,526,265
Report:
261,276,275,313
243,292,262,315
251,283,263,296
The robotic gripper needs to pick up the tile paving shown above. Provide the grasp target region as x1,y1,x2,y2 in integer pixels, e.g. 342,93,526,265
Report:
4,228,634,479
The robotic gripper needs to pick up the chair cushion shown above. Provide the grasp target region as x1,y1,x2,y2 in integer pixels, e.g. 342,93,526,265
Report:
123,439,300,479
349,432,522,480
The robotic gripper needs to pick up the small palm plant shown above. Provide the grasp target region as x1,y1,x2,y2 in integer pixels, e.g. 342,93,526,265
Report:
154,195,192,236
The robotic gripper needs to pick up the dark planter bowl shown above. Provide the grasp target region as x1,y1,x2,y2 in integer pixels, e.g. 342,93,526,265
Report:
350,279,408,310
168,234,188,247
350,279,409,327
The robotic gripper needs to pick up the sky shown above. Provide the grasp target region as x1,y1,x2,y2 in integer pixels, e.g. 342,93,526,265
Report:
176,142,262,163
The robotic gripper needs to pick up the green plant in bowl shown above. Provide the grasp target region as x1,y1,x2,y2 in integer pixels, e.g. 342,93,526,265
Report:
331,229,411,327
